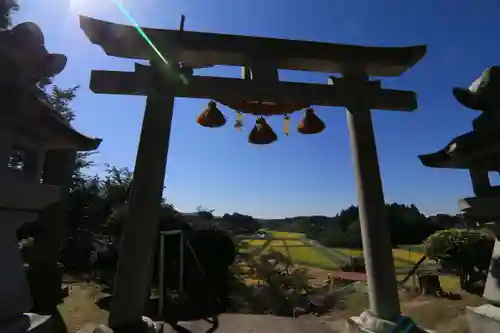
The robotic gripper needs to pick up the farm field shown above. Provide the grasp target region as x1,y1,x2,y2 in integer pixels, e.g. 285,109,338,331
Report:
237,230,459,290
265,244,338,270
240,231,305,247
336,248,434,268
239,230,430,271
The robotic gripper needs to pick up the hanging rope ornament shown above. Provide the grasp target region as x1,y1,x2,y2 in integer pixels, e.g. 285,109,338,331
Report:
196,101,226,128
283,114,291,136
234,112,244,131
297,108,325,135
249,117,278,145
217,100,310,116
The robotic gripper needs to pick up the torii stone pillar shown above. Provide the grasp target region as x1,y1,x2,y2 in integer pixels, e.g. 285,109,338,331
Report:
341,73,401,321
109,66,175,330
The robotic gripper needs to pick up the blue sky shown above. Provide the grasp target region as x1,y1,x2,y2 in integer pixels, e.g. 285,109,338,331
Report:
15,0,500,217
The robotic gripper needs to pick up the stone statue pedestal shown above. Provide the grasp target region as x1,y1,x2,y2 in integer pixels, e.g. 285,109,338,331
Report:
345,311,428,333
1,313,53,333
0,171,59,332
459,198,500,305
460,198,500,333
483,223,500,306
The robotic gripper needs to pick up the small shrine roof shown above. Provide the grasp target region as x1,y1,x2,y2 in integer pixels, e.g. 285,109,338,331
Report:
80,16,426,77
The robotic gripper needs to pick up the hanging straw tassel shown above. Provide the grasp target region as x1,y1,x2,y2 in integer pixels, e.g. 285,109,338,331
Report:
297,108,325,135
196,101,226,128
249,117,278,145
283,114,291,136
234,112,244,131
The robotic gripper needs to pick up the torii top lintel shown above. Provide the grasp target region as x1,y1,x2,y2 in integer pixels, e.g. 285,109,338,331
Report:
79,16,426,77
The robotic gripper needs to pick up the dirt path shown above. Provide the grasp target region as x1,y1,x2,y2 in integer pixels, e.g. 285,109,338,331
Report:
401,293,485,333
58,282,108,332
58,280,485,333
163,314,337,333
58,281,337,333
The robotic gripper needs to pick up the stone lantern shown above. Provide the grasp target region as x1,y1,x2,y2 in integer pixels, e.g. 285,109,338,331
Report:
418,66,500,333
0,22,101,332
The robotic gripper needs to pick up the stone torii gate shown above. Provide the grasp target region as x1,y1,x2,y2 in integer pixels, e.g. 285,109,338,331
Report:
79,15,426,331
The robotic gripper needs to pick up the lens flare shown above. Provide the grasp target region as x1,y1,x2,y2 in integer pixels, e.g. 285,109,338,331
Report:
110,0,188,83
111,0,169,66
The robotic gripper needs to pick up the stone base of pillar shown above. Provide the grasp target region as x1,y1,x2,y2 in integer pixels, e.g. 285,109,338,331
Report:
75,324,113,333
0,313,52,333
467,304,500,333
345,311,430,333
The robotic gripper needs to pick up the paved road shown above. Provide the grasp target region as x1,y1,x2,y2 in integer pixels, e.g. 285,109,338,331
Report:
162,314,339,333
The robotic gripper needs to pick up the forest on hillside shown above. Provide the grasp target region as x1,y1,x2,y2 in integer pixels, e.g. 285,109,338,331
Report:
254,205,472,248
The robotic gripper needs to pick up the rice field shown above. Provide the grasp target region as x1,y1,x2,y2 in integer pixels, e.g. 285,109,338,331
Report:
240,231,429,271
266,245,338,270
236,230,460,292
241,239,304,247
241,230,305,247
336,248,434,268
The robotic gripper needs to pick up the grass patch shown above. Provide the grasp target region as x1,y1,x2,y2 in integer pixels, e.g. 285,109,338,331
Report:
439,275,462,292
392,248,426,262
399,244,426,253
397,274,461,292
335,248,363,257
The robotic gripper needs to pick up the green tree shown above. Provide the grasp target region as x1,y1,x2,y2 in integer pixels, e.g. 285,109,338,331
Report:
63,175,103,271
196,205,215,220
292,203,437,248
424,228,494,291
222,212,260,234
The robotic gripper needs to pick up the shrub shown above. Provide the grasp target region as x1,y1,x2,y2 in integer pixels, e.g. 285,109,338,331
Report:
341,255,366,272
424,228,494,291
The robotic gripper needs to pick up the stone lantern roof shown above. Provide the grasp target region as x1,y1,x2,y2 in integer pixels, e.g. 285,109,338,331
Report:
1,81,103,151
418,129,500,171
0,21,102,152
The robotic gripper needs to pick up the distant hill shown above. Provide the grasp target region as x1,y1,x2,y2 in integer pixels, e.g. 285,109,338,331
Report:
179,203,470,247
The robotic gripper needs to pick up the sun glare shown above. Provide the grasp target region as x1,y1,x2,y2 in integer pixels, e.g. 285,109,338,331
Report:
68,0,118,14
68,0,86,12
